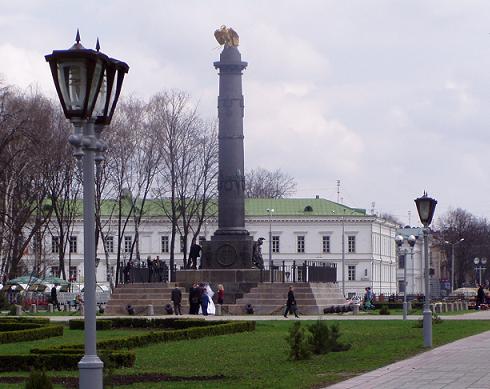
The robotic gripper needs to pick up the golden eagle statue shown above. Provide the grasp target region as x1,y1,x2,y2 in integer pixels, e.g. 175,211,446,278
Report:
214,25,239,47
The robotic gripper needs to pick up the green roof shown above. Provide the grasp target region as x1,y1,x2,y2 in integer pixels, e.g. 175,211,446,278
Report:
77,198,365,218
244,198,365,216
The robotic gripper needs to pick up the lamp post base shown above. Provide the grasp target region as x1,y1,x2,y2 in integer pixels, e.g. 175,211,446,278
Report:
402,301,408,320
79,354,104,389
423,308,432,348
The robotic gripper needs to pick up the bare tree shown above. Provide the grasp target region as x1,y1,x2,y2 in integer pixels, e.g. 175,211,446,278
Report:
245,167,296,198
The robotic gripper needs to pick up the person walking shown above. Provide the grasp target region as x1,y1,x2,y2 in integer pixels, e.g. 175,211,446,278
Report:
171,283,182,315
284,285,299,318
51,284,61,311
477,284,485,309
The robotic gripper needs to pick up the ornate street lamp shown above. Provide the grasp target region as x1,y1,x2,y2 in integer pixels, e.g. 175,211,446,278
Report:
45,31,128,389
414,191,437,348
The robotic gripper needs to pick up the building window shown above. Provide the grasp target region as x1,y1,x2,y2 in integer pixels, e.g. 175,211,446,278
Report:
105,236,114,253
180,236,185,253
69,266,77,281
161,236,169,253
348,265,356,281
399,253,406,269
124,236,132,253
51,236,59,254
272,236,280,253
398,280,406,293
348,236,356,253
51,266,59,277
364,269,368,277
322,236,330,253
69,236,77,253
297,236,305,253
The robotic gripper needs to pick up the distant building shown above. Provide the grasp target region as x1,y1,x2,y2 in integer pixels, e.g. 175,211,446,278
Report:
26,197,400,297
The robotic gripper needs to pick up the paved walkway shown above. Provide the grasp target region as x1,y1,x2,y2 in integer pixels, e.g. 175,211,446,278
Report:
325,328,490,389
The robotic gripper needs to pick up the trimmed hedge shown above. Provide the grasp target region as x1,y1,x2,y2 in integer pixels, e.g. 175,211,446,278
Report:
0,322,42,331
108,317,228,329
32,321,256,352
0,351,135,371
0,324,63,344
69,319,112,330
0,317,50,324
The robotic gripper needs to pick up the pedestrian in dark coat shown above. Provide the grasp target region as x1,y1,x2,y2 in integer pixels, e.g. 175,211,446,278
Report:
171,284,182,315
284,285,299,318
477,284,485,308
189,239,202,269
200,287,209,316
189,283,201,315
51,284,60,311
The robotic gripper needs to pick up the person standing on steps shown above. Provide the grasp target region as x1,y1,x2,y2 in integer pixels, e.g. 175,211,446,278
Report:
284,285,299,318
171,283,182,315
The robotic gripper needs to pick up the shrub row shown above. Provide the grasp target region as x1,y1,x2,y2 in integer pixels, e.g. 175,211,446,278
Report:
108,317,229,329
0,317,50,324
374,302,423,310
0,351,135,371
0,324,63,344
0,322,42,331
69,319,113,330
33,321,255,352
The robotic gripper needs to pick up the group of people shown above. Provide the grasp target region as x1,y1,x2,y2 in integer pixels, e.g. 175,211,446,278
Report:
170,283,225,316
122,256,169,284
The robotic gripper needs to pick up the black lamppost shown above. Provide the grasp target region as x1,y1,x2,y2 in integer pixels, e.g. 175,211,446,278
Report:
45,31,128,389
414,191,437,348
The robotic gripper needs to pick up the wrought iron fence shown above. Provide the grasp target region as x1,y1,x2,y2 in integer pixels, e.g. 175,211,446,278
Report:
261,260,337,283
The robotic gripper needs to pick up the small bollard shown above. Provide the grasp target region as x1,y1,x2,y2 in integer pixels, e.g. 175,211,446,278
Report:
147,304,154,316
15,305,22,316
447,302,453,312
48,304,54,313
80,304,84,316
30,304,37,313
352,304,359,315
435,304,441,314
215,304,222,316
441,303,447,313
407,301,412,311
463,301,468,310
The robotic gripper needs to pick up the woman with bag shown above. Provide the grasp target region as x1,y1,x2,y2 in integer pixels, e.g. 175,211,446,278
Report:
284,285,299,318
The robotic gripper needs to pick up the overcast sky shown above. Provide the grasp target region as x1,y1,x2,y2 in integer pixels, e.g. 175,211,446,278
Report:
1,1,490,226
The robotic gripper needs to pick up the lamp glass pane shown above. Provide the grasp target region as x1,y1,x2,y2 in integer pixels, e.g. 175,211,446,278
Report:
58,61,87,111
93,71,107,118
418,201,430,223
87,60,104,111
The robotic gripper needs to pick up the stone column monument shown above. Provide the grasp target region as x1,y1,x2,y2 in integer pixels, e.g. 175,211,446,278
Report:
201,26,254,269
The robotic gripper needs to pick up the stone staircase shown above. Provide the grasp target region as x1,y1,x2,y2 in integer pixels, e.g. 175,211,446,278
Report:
105,283,189,315
229,282,346,315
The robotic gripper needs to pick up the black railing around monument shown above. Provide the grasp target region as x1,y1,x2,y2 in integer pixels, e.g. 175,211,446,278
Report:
260,260,337,283
119,262,177,284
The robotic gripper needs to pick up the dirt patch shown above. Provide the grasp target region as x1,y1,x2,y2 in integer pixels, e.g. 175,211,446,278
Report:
0,373,225,388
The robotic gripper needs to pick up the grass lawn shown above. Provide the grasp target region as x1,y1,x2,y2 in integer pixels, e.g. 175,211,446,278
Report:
0,320,490,388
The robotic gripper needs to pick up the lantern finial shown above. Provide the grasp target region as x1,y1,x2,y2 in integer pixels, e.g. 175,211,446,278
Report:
76,29,80,44
96,38,100,52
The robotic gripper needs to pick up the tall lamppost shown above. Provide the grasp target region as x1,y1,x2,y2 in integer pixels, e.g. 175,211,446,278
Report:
266,208,274,282
473,257,487,285
444,238,464,293
408,235,416,295
45,31,128,389
395,235,408,320
415,192,437,348
395,234,417,320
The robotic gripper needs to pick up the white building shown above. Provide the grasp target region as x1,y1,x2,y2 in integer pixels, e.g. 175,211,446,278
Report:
27,197,400,297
